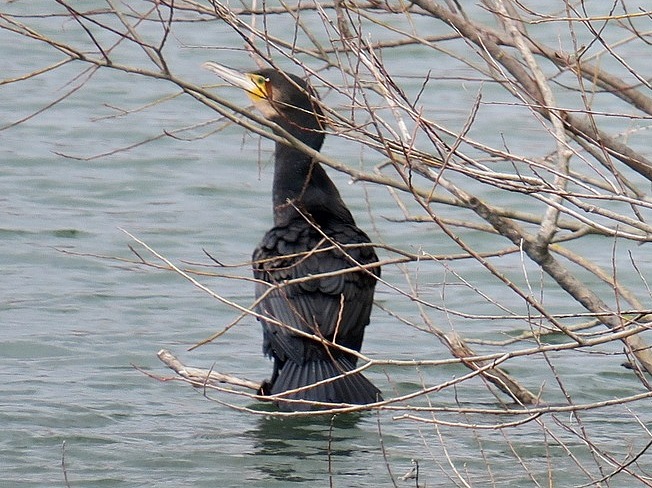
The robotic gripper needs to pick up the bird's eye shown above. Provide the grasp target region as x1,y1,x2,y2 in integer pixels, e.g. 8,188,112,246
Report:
255,76,269,87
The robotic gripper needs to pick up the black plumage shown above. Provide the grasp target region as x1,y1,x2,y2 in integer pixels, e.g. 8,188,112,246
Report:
203,64,382,410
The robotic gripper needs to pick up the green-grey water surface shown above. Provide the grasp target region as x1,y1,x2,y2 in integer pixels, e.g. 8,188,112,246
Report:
2,2,651,487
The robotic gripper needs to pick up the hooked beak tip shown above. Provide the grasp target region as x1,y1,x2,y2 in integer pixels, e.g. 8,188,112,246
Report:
202,61,267,102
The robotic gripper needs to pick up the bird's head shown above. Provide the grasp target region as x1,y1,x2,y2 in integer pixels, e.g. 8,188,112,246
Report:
203,62,325,149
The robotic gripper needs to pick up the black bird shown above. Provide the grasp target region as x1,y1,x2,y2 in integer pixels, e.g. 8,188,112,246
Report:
203,63,382,410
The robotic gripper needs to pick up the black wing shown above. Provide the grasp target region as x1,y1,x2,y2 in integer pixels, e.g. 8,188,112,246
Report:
252,219,379,366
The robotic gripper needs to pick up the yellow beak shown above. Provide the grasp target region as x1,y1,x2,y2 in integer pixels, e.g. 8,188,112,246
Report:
202,62,268,102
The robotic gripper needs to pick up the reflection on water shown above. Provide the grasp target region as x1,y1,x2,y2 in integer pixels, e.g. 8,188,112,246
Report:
248,414,372,483
2,1,651,487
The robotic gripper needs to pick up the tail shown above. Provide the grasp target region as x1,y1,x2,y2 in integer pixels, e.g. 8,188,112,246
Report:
269,356,382,411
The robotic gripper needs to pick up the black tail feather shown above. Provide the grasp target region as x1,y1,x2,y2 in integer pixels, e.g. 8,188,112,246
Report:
268,356,382,411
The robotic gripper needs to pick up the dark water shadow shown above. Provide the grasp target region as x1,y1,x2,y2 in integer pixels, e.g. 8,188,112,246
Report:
244,412,374,482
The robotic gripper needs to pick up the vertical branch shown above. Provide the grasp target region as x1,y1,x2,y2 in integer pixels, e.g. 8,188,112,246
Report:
55,0,111,63
106,0,167,72
153,0,175,74
491,0,573,245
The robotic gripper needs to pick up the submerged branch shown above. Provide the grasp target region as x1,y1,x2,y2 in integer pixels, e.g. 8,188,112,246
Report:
157,349,261,390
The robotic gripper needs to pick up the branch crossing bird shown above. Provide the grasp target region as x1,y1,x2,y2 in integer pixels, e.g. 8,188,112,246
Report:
203,63,382,410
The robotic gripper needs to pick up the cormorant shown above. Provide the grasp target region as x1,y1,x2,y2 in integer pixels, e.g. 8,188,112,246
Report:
203,63,382,410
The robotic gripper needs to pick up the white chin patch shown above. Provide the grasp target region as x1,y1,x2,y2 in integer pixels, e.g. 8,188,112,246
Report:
255,99,279,120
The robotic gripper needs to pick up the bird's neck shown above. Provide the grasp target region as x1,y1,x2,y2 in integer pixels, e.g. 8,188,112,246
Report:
272,143,354,227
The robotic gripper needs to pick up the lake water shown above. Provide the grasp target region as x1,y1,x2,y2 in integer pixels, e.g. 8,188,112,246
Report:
2,2,651,487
